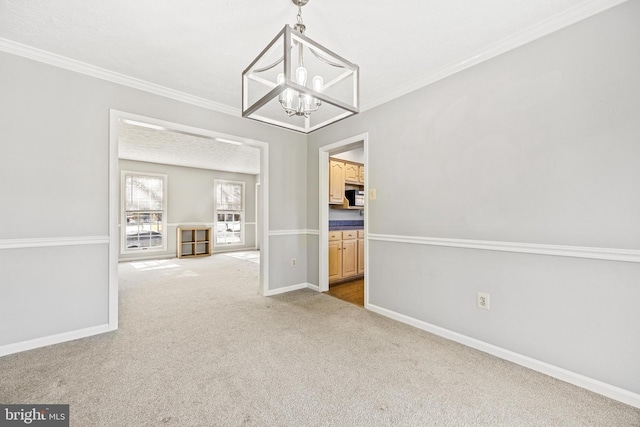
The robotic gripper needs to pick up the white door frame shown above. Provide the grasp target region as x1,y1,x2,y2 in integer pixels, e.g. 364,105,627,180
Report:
108,110,270,330
318,133,369,307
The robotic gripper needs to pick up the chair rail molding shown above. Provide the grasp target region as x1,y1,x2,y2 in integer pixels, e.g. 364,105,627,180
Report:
269,229,319,236
0,236,110,250
367,234,640,264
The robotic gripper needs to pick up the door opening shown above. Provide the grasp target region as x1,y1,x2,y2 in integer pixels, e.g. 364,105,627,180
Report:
318,133,369,308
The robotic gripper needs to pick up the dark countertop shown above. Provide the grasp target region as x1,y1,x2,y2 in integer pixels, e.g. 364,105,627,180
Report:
329,220,364,231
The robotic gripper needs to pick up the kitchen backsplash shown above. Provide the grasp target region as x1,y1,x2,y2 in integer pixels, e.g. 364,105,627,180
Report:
329,220,364,230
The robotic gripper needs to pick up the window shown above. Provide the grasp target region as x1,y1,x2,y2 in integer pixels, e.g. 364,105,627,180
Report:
215,180,244,246
122,172,167,253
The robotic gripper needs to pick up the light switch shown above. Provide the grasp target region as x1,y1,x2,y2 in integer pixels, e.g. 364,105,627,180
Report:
369,189,377,200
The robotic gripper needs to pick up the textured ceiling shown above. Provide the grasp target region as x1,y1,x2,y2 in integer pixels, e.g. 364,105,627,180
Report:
0,0,624,171
118,123,261,175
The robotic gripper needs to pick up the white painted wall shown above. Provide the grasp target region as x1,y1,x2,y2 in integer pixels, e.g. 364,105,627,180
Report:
0,50,306,353
118,159,257,260
308,1,640,398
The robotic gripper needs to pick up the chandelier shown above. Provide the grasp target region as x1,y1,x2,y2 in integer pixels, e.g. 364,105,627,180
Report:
242,0,359,133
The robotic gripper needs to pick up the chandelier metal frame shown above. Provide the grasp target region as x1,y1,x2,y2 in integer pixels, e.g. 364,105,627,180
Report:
242,0,359,133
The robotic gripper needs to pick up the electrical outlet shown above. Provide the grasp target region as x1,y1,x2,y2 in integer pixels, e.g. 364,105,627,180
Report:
477,292,490,310
291,258,297,267
369,189,377,200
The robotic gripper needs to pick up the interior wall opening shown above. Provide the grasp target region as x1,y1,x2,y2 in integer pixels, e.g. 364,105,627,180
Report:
108,110,270,330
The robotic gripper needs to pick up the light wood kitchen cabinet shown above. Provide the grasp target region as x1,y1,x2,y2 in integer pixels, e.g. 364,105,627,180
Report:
329,229,364,283
341,231,358,279
344,162,360,184
329,160,345,204
329,157,365,209
328,231,342,282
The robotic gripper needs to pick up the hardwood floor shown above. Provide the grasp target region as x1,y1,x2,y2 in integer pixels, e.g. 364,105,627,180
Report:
324,278,364,307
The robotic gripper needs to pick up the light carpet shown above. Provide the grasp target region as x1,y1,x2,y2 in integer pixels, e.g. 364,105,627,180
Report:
1,253,638,426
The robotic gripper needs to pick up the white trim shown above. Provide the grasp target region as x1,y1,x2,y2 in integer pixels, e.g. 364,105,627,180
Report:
361,0,628,111
0,324,110,358
269,229,319,236
264,283,313,296
368,233,640,264
306,284,320,292
363,138,370,308
367,303,640,409
0,38,239,117
0,236,109,250
108,113,120,331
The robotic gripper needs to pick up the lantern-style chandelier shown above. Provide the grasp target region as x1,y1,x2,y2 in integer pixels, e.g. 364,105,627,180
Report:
242,0,359,133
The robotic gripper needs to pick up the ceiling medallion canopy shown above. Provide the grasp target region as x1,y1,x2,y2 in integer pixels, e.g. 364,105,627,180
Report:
242,0,359,133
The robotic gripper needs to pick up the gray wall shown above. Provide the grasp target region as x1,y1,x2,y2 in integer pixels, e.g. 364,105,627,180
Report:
0,49,306,349
308,2,640,395
2,0,639,401
118,159,257,260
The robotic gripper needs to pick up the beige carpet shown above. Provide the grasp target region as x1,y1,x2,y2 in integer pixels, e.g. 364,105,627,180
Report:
1,253,638,426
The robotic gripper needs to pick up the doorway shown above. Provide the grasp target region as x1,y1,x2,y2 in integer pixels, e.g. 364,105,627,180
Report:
318,133,369,308
108,110,270,331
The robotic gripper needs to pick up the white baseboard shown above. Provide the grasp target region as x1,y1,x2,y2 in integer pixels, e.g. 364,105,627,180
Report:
0,324,110,357
367,303,640,409
306,284,319,292
264,283,310,296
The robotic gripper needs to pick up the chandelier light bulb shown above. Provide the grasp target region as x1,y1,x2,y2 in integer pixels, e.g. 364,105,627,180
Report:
304,94,313,110
295,66,308,86
277,73,285,85
284,88,294,108
312,75,323,92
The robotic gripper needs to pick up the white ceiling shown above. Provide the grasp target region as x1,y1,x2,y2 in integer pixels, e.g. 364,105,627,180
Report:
0,0,624,171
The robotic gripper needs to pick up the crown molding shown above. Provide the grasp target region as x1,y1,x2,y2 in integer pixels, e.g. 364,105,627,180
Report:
0,38,241,117
360,0,628,112
0,0,628,117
